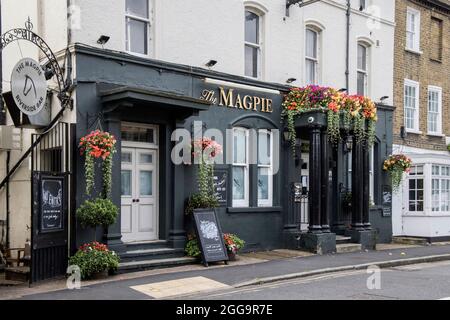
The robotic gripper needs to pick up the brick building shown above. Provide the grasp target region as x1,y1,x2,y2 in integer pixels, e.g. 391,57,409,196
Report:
392,0,450,240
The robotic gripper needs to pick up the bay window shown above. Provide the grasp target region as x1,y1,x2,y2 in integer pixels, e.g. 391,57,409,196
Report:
432,165,450,212
407,165,424,212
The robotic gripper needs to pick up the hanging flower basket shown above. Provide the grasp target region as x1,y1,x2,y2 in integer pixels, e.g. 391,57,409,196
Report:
79,130,117,197
282,85,377,153
383,154,412,191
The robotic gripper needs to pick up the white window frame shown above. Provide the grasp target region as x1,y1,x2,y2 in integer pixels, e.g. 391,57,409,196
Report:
406,7,421,52
431,165,450,213
357,43,369,96
305,27,320,85
244,8,263,79
257,129,273,207
427,86,442,135
125,0,151,57
406,164,425,213
404,79,420,132
232,127,250,207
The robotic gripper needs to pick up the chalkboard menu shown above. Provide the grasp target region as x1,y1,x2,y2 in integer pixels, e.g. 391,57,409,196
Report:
193,209,229,267
213,170,228,206
40,176,64,232
382,185,392,217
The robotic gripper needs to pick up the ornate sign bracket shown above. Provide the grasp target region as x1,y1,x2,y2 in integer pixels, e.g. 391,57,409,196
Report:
0,17,71,107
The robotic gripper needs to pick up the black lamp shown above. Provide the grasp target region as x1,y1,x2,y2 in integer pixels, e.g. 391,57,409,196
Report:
283,127,291,142
286,78,297,84
97,35,110,46
344,135,353,153
43,63,54,80
205,60,218,68
338,88,348,93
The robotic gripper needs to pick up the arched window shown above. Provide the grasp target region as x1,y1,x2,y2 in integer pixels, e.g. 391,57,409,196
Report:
245,9,263,78
357,42,370,96
305,27,320,84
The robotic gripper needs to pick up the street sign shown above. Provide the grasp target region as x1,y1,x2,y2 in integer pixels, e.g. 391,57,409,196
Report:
11,57,47,116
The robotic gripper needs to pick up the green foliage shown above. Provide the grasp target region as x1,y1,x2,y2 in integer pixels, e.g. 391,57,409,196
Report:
353,114,366,144
85,153,95,195
327,110,341,146
185,193,219,215
77,198,118,228
447,144,450,152
102,154,113,197
68,243,119,279
223,233,245,253
185,238,201,258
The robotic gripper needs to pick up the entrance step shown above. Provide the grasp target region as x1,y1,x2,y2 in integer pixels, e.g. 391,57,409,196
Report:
119,247,185,262
118,257,197,273
5,266,30,282
124,240,169,251
392,236,428,246
336,236,352,244
336,243,362,254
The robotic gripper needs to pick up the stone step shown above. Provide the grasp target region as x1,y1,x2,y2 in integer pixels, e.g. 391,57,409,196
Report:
336,243,362,254
118,256,197,273
119,247,185,262
392,236,428,246
336,236,352,244
124,240,169,251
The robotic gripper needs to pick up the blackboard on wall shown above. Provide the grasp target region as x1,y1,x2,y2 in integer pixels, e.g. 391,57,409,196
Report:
193,209,229,267
213,170,227,206
382,185,392,217
40,176,65,232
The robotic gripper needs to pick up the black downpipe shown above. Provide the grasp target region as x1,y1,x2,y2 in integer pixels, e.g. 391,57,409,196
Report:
345,0,351,92
5,151,10,249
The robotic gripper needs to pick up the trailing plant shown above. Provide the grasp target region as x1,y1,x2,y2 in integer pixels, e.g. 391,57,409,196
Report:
447,144,450,152
223,233,245,254
282,85,378,152
185,138,222,214
383,154,412,192
79,130,116,196
76,198,119,228
68,241,119,279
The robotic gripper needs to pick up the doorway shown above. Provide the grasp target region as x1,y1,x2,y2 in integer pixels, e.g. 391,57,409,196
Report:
120,124,159,243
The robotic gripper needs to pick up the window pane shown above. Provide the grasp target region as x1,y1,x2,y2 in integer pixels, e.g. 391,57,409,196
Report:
245,45,258,77
357,44,366,70
245,11,259,44
126,0,149,18
121,170,132,196
357,72,366,96
122,126,154,143
127,18,148,54
233,130,247,164
139,170,153,196
140,153,153,164
305,29,317,58
232,167,245,200
258,131,271,165
121,152,132,163
305,59,316,84
258,168,269,200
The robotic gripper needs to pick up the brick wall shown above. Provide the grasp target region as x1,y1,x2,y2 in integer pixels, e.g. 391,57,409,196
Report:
393,0,450,151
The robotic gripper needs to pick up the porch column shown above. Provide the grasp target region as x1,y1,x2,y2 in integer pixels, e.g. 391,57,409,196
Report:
308,126,322,233
320,130,330,232
351,137,364,230
362,142,371,229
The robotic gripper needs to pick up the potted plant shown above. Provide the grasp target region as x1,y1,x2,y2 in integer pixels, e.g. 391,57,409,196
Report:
223,233,245,261
184,235,201,259
68,241,120,280
383,154,412,191
76,198,119,236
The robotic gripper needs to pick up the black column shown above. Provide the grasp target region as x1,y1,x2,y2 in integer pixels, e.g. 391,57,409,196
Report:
320,130,330,232
362,142,371,229
308,126,322,233
351,138,364,230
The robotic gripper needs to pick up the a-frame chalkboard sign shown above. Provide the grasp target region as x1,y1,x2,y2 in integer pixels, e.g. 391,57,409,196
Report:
193,208,229,267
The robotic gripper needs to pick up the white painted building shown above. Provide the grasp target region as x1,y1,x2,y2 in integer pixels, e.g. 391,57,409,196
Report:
0,0,396,249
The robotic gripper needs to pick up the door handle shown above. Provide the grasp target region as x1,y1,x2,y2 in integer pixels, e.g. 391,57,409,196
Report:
136,199,140,203
133,199,140,203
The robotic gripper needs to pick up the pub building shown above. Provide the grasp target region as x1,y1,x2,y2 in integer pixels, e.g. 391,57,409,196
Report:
2,43,394,279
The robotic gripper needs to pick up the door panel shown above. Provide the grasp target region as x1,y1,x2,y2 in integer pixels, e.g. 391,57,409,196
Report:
121,147,158,242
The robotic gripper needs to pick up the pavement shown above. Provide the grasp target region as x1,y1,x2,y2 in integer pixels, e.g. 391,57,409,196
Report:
1,243,450,300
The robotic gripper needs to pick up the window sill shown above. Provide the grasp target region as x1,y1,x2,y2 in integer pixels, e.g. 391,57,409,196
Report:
405,48,423,55
430,58,442,64
427,132,445,137
405,129,423,135
227,206,282,214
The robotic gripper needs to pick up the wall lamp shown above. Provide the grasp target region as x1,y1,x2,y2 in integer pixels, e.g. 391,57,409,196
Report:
286,78,297,84
338,88,348,93
380,96,389,104
283,127,292,143
42,63,54,80
344,135,353,153
97,35,110,46
205,60,218,68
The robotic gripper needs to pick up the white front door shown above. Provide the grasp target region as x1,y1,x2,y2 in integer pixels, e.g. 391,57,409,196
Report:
121,147,158,242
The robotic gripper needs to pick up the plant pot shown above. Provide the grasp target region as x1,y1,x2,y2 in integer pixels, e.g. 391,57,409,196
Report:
227,252,237,261
89,269,109,280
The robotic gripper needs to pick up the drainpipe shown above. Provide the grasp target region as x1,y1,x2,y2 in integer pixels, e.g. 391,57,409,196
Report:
345,0,351,92
5,151,10,249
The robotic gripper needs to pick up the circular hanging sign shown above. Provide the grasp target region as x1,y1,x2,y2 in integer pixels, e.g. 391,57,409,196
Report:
11,57,47,116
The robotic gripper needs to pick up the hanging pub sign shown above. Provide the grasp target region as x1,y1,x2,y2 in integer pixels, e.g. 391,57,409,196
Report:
40,175,65,232
11,57,48,116
193,209,229,267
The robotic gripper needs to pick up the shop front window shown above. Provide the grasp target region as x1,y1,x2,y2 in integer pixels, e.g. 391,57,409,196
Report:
408,165,424,212
431,165,450,212
257,130,273,207
232,128,249,207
